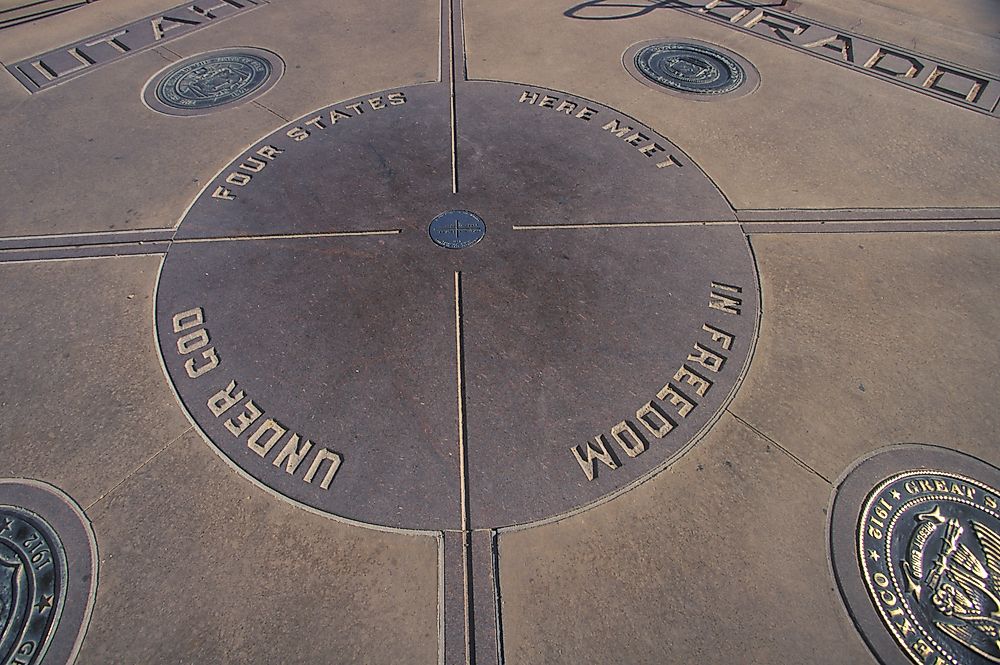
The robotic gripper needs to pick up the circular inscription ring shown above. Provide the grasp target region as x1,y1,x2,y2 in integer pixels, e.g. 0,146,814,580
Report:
0,480,97,665
831,445,1000,665
636,42,744,94
143,48,283,116
155,80,760,532
624,39,759,100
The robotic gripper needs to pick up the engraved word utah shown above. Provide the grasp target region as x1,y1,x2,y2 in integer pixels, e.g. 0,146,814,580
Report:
7,0,266,92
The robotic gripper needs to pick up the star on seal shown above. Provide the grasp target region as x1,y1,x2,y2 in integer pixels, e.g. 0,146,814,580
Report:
859,470,1000,665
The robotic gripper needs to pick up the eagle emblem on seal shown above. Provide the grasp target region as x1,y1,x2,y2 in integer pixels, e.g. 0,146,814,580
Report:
903,506,1000,662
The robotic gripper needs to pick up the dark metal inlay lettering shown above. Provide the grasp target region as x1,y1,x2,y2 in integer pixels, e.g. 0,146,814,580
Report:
635,42,744,95
156,53,271,110
0,506,67,665
6,0,267,93
860,471,1000,664
154,81,760,531
428,211,486,249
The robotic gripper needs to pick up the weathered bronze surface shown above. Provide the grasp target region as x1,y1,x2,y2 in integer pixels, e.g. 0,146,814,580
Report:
832,446,1000,665
154,80,759,530
0,481,96,665
156,53,270,110
634,42,744,95
144,48,282,116
0,506,65,665
862,470,1000,664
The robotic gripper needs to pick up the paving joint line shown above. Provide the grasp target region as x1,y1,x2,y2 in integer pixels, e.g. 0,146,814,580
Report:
85,426,192,510
251,99,291,122
726,409,831,484
158,45,183,61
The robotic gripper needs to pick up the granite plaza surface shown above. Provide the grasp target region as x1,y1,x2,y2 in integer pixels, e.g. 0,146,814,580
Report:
1,0,999,663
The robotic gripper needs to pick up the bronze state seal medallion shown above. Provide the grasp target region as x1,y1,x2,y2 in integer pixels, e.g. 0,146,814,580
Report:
860,470,1000,664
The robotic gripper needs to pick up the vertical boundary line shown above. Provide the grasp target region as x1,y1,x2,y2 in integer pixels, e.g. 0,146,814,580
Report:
448,0,458,193
491,530,505,664
437,532,446,665
454,271,474,663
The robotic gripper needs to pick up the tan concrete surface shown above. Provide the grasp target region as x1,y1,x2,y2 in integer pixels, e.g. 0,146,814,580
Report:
0,0,191,63
793,0,1000,72
730,232,1000,481
0,1,998,663
0,47,282,236
465,0,1000,210
0,255,191,508
78,429,440,664
0,0,441,238
498,413,874,664
159,0,441,121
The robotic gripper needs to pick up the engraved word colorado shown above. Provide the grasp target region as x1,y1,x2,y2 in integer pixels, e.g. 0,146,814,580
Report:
569,0,1000,117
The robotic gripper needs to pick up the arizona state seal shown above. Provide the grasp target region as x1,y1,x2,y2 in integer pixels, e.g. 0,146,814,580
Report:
859,470,1000,665
0,479,97,665
0,506,67,664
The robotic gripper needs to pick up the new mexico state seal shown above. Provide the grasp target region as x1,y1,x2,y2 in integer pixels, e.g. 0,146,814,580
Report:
860,470,1000,664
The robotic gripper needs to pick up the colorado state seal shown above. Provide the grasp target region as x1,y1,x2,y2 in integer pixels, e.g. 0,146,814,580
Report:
859,470,1000,664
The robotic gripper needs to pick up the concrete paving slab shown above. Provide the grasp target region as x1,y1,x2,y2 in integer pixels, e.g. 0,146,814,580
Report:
156,0,441,121
1,0,999,663
0,47,282,237
78,429,440,664
497,413,875,664
730,232,1000,481
0,0,191,64
465,0,1000,210
0,255,191,508
792,0,1000,72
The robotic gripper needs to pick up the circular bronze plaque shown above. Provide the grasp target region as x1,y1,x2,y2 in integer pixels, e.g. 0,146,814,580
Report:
155,80,760,531
143,48,283,116
0,505,66,664
635,42,744,94
831,445,1000,665
0,480,97,665
624,39,759,101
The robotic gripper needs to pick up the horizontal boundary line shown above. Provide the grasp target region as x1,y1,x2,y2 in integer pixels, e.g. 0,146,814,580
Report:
173,229,402,243
744,220,1000,234
512,221,737,230
736,207,1000,222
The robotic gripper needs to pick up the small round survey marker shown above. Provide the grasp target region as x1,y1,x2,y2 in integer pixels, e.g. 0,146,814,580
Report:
428,210,486,249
